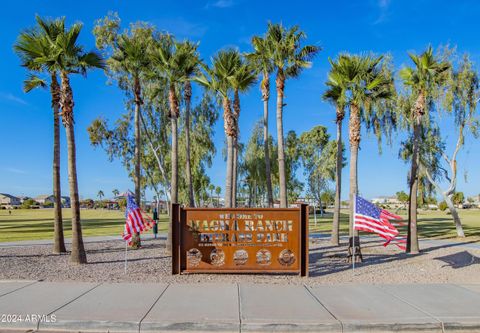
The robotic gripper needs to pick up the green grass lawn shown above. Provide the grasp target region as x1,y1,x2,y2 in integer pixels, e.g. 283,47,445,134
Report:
308,208,480,240
1,207,479,242
0,209,169,242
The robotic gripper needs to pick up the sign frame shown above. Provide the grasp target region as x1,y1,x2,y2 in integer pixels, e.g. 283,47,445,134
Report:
171,204,309,276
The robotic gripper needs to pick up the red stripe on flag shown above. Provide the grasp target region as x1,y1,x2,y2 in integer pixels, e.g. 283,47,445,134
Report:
354,216,399,238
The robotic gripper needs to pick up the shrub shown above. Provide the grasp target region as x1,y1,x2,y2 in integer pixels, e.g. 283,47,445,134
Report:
438,201,448,211
21,199,38,209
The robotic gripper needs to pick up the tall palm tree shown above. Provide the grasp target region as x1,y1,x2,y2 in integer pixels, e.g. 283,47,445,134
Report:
178,41,201,207
399,47,450,253
195,49,240,207
112,189,120,197
97,190,104,200
107,33,151,211
229,56,256,207
42,18,104,264
246,35,275,207
215,186,221,207
266,23,319,207
208,184,215,205
323,63,347,246
14,16,67,254
150,35,194,251
329,54,395,246
94,17,153,249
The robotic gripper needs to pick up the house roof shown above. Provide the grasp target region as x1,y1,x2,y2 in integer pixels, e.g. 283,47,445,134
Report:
34,194,54,200
0,193,19,200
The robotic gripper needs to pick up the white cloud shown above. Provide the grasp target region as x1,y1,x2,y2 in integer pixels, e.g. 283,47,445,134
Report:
378,0,390,9
373,0,392,25
206,0,235,9
0,92,28,106
4,167,27,175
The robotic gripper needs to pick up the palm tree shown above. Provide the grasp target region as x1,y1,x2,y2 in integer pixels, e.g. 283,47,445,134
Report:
112,189,120,197
246,35,275,207
14,16,67,254
178,41,201,207
195,49,240,207
266,23,319,207
323,63,347,246
399,47,450,253
208,184,215,205
38,17,104,264
150,35,196,251
108,34,150,214
97,190,104,200
329,54,395,247
215,186,221,207
94,17,154,250
229,56,256,207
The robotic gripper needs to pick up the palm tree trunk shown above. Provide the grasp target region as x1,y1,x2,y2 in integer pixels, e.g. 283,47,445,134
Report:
184,81,195,207
131,77,142,249
276,72,287,208
223,97,235,208
167,85,179,253
332,107,343,246
51,73,66,254
60,71,86,264
407,121,420,253
232,90,242,208
232,137,238,208
407,92,425,254
225,136,234,208
348,104,360,240
262,74,274,207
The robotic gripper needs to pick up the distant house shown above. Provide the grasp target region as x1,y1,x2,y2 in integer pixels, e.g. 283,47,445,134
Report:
33,195,70,207
0,193,21,207
18,196,31,204
61,196,70,208
34,194,55,205
371,196,401,206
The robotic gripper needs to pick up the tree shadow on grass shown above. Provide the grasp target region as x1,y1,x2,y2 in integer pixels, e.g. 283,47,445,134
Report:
308,238,479,277
0,219,125,234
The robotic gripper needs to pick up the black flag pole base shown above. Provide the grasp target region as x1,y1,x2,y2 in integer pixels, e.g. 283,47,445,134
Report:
347,236,363,263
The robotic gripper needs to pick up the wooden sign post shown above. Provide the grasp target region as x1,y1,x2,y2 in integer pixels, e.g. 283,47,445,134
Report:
172,204,309,276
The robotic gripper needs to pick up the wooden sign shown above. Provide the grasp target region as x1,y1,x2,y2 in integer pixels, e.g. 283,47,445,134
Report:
172,204,308,276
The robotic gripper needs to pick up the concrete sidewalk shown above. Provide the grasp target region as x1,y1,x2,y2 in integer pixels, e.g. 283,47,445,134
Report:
0,281,479,332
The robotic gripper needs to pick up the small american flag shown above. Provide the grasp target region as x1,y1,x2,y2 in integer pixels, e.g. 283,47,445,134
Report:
122,192,154,244
354,195,406,250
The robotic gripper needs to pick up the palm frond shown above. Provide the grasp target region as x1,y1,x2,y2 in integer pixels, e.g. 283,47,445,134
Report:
23,74,47,92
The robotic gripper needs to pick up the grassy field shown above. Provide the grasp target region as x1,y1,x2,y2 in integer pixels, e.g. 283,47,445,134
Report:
0,209,169,242
308,208,480,240
0,207,479,242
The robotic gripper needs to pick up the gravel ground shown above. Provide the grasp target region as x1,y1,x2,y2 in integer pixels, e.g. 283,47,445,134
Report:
1,238,479,285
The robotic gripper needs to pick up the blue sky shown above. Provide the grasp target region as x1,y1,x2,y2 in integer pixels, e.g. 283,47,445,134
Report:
1,0,479,200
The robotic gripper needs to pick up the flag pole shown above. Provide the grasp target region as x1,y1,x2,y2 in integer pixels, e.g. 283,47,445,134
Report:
124,241,128,274
352,194,356,274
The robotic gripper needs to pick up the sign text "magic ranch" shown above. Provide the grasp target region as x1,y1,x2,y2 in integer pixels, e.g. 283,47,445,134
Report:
186,213,294,245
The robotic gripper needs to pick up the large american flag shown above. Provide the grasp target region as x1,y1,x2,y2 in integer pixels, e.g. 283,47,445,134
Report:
122,193,154,244
354,195,406,250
